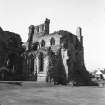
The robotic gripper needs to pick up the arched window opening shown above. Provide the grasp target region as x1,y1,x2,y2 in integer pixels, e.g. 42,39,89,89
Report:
39,52,44,72
50,37,55,46
41,40,45,47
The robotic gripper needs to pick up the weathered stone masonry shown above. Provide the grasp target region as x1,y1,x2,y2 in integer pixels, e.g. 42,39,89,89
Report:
23,18,92,85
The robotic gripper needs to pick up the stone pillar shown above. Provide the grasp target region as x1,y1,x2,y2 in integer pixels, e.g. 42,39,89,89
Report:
61,48,69,80
76,27,83,45
36,55,39,74
34,57,37,75
43,55,49,74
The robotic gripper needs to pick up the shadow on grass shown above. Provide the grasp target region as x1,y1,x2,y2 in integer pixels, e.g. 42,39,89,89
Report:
0,81,23,86
7,81,22,86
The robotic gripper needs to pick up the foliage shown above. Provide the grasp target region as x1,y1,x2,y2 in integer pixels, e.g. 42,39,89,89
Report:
47,48,67,85
0,27,24,80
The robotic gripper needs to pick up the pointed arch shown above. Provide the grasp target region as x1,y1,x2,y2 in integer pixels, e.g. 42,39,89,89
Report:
50,37,55,46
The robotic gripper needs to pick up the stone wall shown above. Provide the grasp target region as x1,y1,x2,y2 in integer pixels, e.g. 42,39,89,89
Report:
23,19,97,85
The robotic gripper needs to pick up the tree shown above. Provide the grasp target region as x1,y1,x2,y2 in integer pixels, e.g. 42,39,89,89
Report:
0,27,24,80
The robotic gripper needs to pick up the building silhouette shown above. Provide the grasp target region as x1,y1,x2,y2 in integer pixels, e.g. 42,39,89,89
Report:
22,18,93,85
0,19,97,85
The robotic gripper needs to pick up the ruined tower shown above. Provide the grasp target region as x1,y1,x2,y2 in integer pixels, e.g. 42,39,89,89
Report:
27,25,35,50
76,27,83,46
76,27,84,65
26,18,50,50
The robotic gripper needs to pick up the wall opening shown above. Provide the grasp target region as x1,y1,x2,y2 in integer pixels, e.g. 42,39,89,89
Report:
50,37,55,45
39,52,44,72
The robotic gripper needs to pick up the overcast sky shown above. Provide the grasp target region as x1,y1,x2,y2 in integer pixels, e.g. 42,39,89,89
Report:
0,0,105,71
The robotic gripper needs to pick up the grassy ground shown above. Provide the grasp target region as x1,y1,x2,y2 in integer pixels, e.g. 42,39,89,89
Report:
0,81,105,105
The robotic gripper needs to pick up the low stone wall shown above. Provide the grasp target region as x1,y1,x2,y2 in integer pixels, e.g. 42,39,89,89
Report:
37,73,46,81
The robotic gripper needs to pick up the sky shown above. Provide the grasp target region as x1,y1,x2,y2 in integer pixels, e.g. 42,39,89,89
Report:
0,0,105,71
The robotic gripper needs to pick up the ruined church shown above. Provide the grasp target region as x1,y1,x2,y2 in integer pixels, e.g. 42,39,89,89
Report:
23,18,91,85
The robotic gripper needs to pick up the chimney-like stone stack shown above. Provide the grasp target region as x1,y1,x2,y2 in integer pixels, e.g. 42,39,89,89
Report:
27,25,35,49
28,25,34,42
76,27,83,46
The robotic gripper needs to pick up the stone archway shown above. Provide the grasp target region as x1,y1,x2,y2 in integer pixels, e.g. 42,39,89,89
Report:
0,67,9,81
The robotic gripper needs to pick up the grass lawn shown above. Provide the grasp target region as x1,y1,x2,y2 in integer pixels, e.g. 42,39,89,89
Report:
0,81,105,105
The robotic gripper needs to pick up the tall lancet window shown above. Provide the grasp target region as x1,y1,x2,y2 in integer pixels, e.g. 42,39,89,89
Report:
41,40,45,47
50,37,55,46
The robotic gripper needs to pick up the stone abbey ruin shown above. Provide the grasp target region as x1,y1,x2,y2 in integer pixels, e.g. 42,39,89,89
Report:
0,19,96,85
